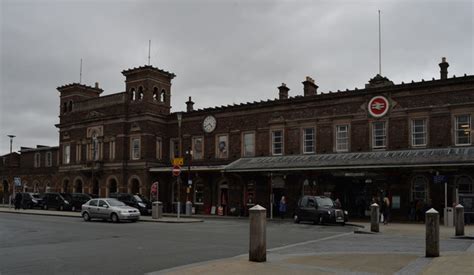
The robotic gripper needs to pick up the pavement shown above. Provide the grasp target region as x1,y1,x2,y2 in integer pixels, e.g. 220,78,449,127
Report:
153,223,474,275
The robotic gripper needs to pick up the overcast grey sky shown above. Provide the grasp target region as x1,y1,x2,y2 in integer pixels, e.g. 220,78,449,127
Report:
1,0,473,155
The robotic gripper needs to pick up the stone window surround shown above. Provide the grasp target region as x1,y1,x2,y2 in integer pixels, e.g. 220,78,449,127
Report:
241,131,256,157
409,116,429,148
63,143,71,164
270,128,284,156
452,110,472,146
334,122,350,153
301,126,316,154
370,119,388,150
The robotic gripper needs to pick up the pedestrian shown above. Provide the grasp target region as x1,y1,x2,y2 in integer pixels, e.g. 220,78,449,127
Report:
14,191,22,210
279,196,287,219
382,196,390,225
334,198,342,209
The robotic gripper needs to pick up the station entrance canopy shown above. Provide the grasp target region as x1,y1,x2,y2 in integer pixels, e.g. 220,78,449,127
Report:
223,147,474,172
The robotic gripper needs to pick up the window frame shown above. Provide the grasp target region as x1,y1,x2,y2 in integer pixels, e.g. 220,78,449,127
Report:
371,121,387,149
271,129,284,156
155,137,162,160
63,144,71,164
335,124,350,152
34,152,41,168
411,118,427,147
454,114,472,146
130,137,141,160
302,127,315,154
242,131,256,157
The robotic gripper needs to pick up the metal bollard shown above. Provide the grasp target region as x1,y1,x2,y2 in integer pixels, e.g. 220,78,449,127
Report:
455,204,464,236
425,208,440,257
185,201,193,216
249,204,266,262
370,203,379,233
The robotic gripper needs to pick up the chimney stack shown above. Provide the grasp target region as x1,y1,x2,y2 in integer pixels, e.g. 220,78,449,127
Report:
186,96,194,112
439,57,449,80
278,83,290,100
95,82,99,88
303,76,318,96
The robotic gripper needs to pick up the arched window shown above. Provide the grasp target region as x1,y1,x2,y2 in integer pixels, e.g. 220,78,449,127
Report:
457,175,473,194
130,88,136,101
153,87,159,101
160,89,166,103
68,101,73,112
138,86,144,100
411,175,429,202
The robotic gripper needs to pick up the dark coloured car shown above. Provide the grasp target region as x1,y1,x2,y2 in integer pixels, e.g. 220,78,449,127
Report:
62,193,92,211
42,192,73,211
109,193,152,215
21,193,44,209
293,196,348,225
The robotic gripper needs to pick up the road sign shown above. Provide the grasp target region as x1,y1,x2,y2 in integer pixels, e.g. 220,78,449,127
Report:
172,165,181,177
188,179,192,186
172,158,184,166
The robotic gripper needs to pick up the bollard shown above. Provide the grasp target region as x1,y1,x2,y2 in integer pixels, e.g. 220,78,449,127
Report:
425,208,440,257
370,203,379,233
249,204,266,262
455,204,464,236
185,201,193,216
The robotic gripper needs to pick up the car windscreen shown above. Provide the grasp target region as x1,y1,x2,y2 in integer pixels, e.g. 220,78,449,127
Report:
106,199,126,206
316,197,334,207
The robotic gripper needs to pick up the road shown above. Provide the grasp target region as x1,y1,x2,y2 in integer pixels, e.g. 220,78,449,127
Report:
0,213,353,274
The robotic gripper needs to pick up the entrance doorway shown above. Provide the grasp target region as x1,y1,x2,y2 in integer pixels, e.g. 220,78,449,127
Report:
63,180,70,193
75,179,83,193
108,178,118,197
130,178,140,194
92,180,99,196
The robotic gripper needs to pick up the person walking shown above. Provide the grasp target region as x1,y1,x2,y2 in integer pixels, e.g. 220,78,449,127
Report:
382,196,390,225
279,196,287,219
14,191,22,210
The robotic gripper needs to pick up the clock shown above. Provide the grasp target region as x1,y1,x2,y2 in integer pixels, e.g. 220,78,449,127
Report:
202,115,217,133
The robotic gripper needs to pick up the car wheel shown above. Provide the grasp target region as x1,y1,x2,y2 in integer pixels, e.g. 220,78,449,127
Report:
43,204,48,210
318,215,324,225
293,214,300,224
111,213,119,223
59,205,64,211
82,212,91,222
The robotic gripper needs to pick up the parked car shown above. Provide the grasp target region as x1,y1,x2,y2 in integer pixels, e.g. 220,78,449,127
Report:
81,198,140,222
42,192,73,211
109,193,152,215
21,192,44,209
62,193,92,211
293,196,348,225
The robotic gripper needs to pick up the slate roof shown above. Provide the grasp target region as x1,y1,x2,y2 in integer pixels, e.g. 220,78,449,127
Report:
224,147,474,172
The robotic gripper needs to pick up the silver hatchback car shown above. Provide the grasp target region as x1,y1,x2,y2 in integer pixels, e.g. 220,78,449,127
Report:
81,198,140,222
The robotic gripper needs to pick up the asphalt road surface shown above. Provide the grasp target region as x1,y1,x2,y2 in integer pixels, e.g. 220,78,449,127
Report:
0,213,353,274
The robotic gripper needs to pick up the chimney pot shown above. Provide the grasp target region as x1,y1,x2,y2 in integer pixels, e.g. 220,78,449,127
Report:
186,96,195,112
439,57,449,80
95,82,99,88
303,76,318,96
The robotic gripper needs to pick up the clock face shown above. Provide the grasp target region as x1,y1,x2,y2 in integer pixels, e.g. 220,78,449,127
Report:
202,115,217,133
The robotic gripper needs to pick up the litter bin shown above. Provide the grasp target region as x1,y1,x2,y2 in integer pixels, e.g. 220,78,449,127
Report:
444,207,454,226
152,201,163,219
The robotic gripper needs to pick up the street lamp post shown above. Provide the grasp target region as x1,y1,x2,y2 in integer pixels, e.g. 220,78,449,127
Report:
7,135,15,205
185,148,193,215
177,112,182,219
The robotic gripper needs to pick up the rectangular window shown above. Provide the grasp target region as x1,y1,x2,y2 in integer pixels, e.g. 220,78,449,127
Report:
192,137,204,160
372,121,386,149
194,182,204,204
272,130,283,155
455,114,471,145
34,153,41,168
336,125,349,152
303,128,315,154
156,138,162,160
411,119,427,147
131,137,140,160
243,132,255,157
216,134,229,159
170,138,180,160
109,141,116,160
76,144,81,163
63,144,70,164
45,151,52,167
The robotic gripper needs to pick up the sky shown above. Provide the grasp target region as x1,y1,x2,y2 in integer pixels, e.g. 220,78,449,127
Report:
0,0,473,155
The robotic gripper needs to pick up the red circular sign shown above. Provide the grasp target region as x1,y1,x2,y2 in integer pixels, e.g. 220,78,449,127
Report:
172,165,181,177
368,96,389,117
